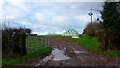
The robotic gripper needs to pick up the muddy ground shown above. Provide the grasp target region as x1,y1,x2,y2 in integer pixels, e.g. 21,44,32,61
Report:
16,37,119,66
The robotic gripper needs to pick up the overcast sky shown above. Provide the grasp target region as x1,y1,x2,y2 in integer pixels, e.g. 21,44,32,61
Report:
0,0,104,35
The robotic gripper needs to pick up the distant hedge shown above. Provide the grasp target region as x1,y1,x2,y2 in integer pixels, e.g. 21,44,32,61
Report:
2,27,31,55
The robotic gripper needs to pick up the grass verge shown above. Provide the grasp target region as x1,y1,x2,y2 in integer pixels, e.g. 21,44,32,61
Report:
2,36,52,66
64,35,120,56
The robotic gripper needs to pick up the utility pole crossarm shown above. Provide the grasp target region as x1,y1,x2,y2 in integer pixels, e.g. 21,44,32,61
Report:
88,8,101,23
88,8,93,23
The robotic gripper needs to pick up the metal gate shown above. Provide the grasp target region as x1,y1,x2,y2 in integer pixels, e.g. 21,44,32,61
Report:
26,36,51,53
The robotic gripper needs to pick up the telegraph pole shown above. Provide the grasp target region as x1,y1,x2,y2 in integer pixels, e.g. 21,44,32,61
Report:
88,8,101,23
88,8,93,23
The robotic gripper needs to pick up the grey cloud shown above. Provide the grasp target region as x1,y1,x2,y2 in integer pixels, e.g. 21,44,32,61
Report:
1,2,104,35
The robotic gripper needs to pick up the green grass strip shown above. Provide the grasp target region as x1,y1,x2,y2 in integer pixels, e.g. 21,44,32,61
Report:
65,35,120,56
2,47,51,66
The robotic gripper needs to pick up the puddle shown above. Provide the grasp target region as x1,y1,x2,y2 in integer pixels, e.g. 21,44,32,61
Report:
52,48,70,61
74,50,84,54
45,48,70,61
64,47,66,50
35,48,71,66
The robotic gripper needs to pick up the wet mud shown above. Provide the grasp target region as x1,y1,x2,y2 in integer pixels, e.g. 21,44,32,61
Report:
16,37,119,66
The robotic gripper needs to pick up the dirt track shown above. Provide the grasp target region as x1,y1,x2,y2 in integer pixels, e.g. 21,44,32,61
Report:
16,37,119,66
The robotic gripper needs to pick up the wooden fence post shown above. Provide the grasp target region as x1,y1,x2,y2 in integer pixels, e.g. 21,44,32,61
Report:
48,37,50,46
21,33,26,55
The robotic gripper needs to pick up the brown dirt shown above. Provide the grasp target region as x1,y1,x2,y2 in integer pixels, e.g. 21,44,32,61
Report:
16,37,119,66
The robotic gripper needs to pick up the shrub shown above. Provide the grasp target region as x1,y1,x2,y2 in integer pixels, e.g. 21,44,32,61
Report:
83,22,101,37
2,27,31,56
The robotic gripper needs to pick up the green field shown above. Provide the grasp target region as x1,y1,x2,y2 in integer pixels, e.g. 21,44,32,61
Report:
38,35,62,37
2,36,52,66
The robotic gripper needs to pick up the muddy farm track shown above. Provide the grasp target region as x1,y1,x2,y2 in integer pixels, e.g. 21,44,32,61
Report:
17,37,119,66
